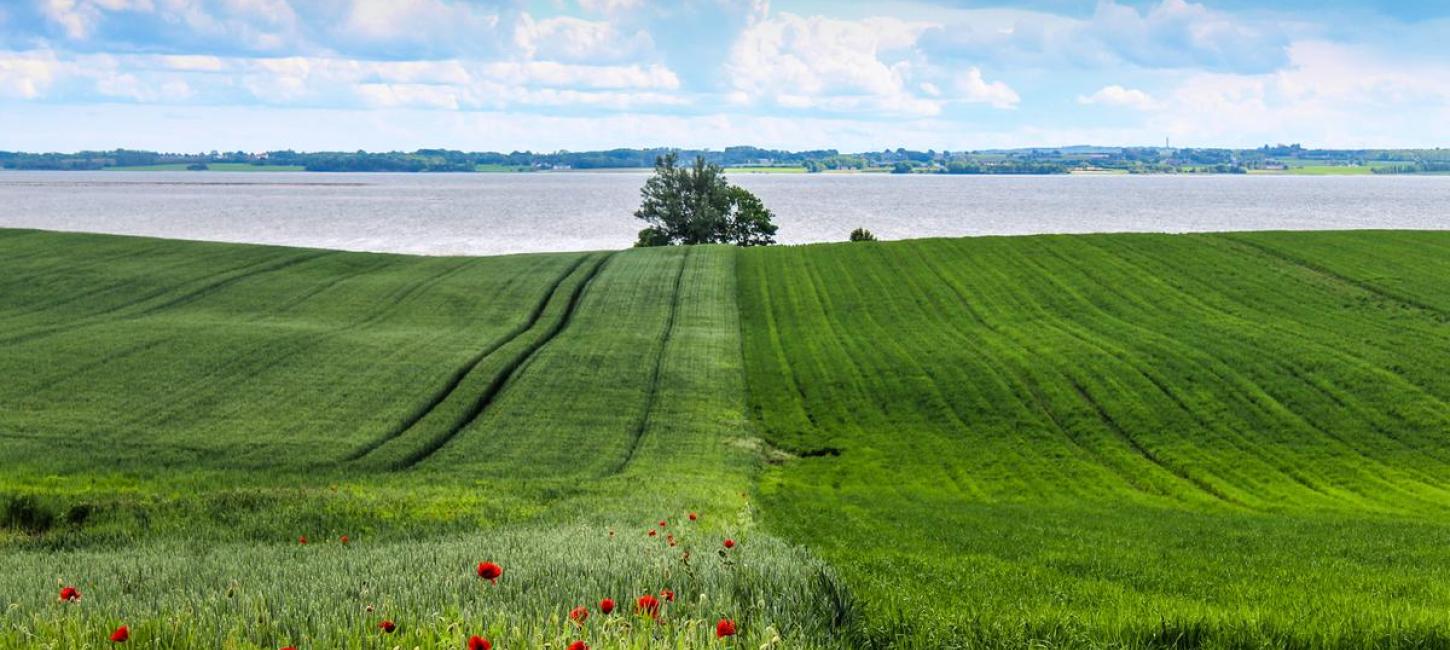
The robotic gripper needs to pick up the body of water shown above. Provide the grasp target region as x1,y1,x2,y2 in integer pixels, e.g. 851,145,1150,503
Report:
0,171,1446,255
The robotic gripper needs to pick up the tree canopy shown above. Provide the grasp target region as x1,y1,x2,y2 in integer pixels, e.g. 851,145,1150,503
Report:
634,153,778,247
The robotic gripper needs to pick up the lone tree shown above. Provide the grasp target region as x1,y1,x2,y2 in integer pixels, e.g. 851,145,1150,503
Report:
634,153,778,247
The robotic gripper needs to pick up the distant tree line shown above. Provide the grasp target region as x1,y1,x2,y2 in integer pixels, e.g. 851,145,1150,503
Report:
3,145,1448,175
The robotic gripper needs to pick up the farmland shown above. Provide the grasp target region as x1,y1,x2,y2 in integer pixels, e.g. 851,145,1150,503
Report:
2,228,1449,647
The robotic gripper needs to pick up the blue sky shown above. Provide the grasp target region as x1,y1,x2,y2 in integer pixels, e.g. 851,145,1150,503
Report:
1,0,1447,152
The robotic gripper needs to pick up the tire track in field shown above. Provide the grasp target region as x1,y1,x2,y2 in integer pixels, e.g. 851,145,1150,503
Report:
342,254,591,462
372,251,615,470
992,241,1362,502
0,251,331,346
1074,239,1450,481
607,247,690,476
1067,378,1244,507
1222,234,1449,320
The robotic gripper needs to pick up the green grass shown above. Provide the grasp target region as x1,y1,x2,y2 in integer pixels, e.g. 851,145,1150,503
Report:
102,163,307,172
738,232,1450,647
3,228,1449,647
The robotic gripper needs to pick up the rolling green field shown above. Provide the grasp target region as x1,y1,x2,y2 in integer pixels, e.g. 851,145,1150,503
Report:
2,228,1448,648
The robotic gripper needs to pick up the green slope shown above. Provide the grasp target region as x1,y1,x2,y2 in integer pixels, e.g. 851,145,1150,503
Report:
738,231,1450,646
2,228,1449,648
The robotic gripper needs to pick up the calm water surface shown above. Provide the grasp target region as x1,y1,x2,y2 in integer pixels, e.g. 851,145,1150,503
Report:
0,171,1446,255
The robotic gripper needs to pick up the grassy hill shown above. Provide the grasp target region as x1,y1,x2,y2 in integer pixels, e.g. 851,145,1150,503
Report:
1,228,1448,648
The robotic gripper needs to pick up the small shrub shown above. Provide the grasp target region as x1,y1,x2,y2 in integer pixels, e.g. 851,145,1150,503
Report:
2,494,57,534
849,228,877,242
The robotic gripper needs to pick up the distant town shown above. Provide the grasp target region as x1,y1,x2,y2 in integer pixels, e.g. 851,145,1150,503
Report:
2,144,1448,175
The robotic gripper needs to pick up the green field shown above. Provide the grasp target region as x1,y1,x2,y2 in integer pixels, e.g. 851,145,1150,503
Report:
2,228,1449,648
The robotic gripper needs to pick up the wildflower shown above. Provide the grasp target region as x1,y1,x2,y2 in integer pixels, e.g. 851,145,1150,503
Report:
636,593,661,618
339,535,349,545
658,520,667,528
282,647,298,650
568,642,588,650
648,529,657,537
476,561,503,584
298,536,307,545
569,605,590,624
723,538,735,549
59,586,81,602
467,635,492,650
716,618,737,638
109,625,129,643
689,512,698,521
599,598,616,615
659,588,675,602
378,620,396,634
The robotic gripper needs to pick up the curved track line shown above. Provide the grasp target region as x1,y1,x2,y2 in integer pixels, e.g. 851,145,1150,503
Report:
609,247,691,476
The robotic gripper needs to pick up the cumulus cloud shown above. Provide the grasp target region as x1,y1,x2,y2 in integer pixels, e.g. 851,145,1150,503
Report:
513,13,653,64
1077,85,1158,110
725,12,946,116
955,67,1018,109
0,49,59,98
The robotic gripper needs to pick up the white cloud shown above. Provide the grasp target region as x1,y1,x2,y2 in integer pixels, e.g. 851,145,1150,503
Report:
1077,85,1158,110
955,67,1018,109
576,0,644,16
0,50,60,99
1144,41,1450,146
726,12,944,116
513,13,653,64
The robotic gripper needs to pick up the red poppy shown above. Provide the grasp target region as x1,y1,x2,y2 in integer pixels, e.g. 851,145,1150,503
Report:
658,520,667,528
647,529,657,537
567,642,588,650
723,538,735,549
339,535,349,545
688,512,698,521
636,593,661,618
716,618,737,638
476,561,503,584
659,588,675,603
467,635,492,650
378,620,396,634
599,598,615,615
281,647,297,650
569,605,590,624
298,536,307,545
109,625,129,643
59,586,81,602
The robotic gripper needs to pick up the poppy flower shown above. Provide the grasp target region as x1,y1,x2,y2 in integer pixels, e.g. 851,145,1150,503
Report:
109,625,129,643
658,520,667,528
569,605,590,624
599,598,615,615
282,647,297,650
647,529,657,537
636,593,660,618
723,538,735,549
339,535,349,545
659,588,675,603
476,561,502,584
378,620,396,634
689,512,698,521
298,536,307,545
467,635,492,650
59,586,81,602
568,642,588,650
716,618,737,638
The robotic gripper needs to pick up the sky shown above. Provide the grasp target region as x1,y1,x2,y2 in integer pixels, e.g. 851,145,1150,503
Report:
1,0,1448,152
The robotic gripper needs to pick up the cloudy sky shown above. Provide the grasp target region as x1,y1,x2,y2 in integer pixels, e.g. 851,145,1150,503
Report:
1,0,1448,152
